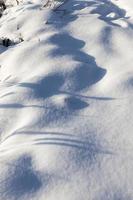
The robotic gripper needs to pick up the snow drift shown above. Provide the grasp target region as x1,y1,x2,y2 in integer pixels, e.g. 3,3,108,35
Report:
0,0,133,199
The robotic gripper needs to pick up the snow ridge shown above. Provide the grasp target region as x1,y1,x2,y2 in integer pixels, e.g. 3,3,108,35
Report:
0,0,133,200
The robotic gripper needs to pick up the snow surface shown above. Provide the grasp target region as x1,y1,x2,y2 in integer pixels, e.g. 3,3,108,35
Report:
0,0,133,199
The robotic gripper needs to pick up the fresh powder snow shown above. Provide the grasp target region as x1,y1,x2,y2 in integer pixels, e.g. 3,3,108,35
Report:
0,0,133,199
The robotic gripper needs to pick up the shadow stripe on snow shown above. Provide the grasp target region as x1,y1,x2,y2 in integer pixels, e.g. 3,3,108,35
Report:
0,131,113,156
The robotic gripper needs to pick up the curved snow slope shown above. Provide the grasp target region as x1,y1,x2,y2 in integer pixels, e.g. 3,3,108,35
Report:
0,0,133,199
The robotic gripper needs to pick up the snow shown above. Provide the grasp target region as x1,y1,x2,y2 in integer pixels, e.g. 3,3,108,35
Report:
0,0,133,199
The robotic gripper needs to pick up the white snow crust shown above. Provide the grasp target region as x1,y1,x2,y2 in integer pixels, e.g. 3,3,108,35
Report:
0,0,133,199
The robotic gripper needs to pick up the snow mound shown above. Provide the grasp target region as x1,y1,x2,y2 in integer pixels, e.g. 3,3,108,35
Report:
0,0,133,199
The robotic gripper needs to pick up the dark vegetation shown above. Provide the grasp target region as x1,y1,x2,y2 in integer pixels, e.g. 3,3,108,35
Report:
0,0,6,17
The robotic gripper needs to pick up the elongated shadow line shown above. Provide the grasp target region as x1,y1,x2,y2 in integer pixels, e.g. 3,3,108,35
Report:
0,80,116,101
35,141,90,149
0,139,113,155
2,131,77,143
0,103,46,109
34,137,94,146
2,132,113,155
35,141,113,155
60,90,116,101
17,131,74,137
